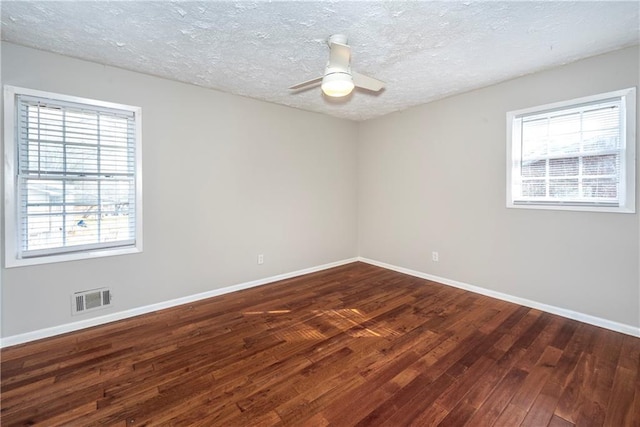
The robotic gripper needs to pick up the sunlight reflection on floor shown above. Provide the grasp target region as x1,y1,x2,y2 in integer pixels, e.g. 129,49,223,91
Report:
242,308,400,341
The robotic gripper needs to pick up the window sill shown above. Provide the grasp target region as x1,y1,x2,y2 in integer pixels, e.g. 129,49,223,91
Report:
4,244,142,268
507,202,635,214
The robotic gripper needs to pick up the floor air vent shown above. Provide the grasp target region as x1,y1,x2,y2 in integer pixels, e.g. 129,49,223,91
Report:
72,287,112,315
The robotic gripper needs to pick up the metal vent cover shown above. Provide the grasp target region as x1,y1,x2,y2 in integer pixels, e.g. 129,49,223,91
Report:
72,287,112,315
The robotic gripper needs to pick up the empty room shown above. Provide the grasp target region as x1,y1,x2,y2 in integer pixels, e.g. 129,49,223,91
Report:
1,1,639,426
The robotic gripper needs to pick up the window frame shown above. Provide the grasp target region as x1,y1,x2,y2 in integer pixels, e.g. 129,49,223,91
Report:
3,85,143,267
506,87,636,213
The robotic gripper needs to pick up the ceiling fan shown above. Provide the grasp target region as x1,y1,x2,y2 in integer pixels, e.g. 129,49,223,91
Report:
289,34,385,98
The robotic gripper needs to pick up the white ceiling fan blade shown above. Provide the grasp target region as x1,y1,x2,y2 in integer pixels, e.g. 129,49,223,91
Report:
289,76,323,90
352,71,385,92
328,42,351,71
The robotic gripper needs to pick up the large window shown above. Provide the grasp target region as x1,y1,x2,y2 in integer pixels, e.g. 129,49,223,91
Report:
507,88,636,212
4,86,142,267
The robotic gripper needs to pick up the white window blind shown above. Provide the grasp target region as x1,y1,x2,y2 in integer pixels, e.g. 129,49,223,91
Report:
4,86,142,266
507,88,635,213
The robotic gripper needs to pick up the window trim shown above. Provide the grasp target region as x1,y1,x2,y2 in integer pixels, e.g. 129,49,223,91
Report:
506,87,636,213
3,85,143,268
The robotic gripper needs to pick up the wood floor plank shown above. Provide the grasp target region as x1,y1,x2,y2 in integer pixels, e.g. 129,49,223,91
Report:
1,262,638,426
548,414,576,427
632,363,640,427
572,327,624,426
433,355,495,412
603,365,638,426
409,402,449,427
461,367,528,425
509,345,563,412
520,378,563,426
492,402,528,426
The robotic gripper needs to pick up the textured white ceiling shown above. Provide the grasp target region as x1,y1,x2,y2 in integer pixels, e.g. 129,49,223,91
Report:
1,1,639,121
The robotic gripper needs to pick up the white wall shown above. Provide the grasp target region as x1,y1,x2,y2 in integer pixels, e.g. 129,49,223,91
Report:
1,42,358,337
358,46,640,329
2,42,638,341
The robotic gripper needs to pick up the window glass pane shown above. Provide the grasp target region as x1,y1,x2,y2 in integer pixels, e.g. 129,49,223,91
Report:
25,141,64,173
100,115,130,147
67,145,98,174
583,178,618,199
66,210,99,247
101,214,133,242
521,118,548,158
548,112,581,135
549,179,579,198
521,159,546,177
549,157,579,177
26,179,64,205
582,129,619,153
65,110,98,145
583,154,618,176
101,146,132,175
32,107,64,143
582,106,619,132
65,181,99,206
548,132,580,155
27,205,63,215
26,214,63,250
101,180,133,209
522,180,546,197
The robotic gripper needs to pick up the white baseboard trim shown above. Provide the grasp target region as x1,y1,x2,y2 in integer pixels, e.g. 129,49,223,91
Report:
358,257,640,338
0,257,358,348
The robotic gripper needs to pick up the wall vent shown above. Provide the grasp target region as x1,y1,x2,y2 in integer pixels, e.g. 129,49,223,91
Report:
72,287,112,315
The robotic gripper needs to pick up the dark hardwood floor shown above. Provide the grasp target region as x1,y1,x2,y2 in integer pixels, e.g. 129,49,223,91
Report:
1,262,639,426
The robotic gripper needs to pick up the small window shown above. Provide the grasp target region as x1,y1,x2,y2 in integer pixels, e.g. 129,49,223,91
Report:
507,88,636,213
4,86,143,267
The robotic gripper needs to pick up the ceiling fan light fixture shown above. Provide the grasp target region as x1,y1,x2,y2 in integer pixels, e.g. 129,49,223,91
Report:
321,72,354,97
290,34,384,97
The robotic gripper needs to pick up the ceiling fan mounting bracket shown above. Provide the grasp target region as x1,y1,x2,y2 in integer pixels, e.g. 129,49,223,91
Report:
327,34,348,46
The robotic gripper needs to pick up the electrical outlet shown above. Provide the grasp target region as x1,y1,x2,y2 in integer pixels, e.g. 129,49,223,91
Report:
432,251,439,262
257,254,264,265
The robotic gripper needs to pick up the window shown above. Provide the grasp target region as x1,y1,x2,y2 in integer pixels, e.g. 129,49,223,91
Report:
507,87,636,212
4,86,142,267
